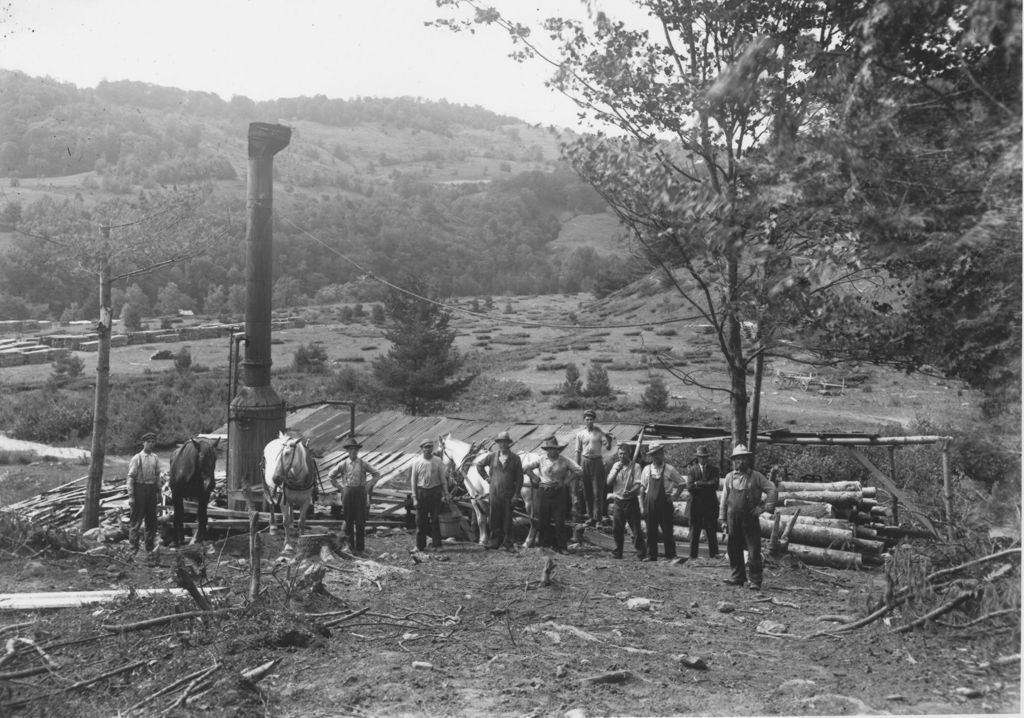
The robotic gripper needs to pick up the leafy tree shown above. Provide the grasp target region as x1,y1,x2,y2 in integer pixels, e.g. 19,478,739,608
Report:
811,0,1022,416
372,281,473,414
437,1,872,444
370,303,386,323
173,347,193,374
119,302,143,332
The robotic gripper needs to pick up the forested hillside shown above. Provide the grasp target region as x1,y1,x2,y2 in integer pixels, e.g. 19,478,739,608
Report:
0,70,627,321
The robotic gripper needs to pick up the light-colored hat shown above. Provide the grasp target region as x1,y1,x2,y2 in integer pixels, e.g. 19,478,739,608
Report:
343,438,362,449
695,446,711,457
494,431,513,444
583,409,597,419
141,432,157,442
419,439,434,449
646,442,665,457
539,436,567,451
731,444,753,458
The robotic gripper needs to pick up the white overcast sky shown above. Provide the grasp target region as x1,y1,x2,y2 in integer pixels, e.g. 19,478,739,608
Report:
0,0,652,130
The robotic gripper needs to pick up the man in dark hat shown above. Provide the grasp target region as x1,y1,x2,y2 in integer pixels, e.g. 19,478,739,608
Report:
524,436,582,553
574,409,614,526
474,430,525,551
407,439,449,551
126,432,163,555
328,437,381,555
686,445,721,560
719,444,777,590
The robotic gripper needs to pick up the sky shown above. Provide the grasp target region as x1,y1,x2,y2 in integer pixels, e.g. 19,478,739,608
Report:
0,0,650,130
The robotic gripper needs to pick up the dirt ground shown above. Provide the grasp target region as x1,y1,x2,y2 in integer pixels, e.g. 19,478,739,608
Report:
0,520,1018,717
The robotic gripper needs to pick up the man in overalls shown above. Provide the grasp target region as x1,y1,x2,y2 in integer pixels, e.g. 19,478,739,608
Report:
474,431,525,551
719,444,778,590
127,431,162,555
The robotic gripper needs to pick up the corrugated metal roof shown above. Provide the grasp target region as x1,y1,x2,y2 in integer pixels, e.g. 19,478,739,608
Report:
262,406,647,492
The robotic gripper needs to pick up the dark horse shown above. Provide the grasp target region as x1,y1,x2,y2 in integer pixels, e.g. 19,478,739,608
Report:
168,437,220,547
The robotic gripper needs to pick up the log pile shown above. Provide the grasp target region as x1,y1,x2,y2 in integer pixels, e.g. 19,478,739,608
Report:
672,479,936,570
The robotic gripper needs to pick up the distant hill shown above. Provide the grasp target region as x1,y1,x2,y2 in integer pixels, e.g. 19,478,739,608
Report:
0,70,630,321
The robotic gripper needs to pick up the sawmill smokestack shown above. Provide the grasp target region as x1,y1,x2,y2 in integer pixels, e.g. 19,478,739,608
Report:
227,122,291,511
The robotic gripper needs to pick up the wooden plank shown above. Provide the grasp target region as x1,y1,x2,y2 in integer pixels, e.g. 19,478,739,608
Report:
841,446,938,537
0,588,227,611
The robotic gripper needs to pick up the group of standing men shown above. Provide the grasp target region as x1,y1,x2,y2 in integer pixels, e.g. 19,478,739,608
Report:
470,409,779,590
125,409,778,590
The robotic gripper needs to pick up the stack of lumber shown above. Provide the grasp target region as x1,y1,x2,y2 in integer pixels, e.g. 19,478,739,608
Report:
1,474,412,538
671,479,933,571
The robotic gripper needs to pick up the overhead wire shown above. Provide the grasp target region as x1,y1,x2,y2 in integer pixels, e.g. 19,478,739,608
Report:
280,213,706,332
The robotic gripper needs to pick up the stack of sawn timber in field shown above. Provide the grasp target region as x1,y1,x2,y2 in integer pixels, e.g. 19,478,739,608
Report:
671,478,920,570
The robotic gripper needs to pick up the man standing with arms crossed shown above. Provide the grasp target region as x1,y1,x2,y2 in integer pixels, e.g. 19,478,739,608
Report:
474,431,525,551
719,444,778,590
687,445,721,560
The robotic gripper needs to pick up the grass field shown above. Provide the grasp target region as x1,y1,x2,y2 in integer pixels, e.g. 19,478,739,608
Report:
0,292,979,435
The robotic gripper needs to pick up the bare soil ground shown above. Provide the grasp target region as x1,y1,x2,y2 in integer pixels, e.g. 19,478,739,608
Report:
0,291,1014,716
0,525,1018,717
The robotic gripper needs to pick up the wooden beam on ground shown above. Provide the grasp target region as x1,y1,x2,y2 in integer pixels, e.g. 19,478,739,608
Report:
840,446,938,538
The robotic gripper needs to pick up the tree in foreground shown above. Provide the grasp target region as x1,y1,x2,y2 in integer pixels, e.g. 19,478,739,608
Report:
15,185,219,529
372,281,473,414
436,1,869,444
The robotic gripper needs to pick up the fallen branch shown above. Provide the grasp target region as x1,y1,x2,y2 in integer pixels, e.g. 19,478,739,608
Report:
124,661,222,714
891,590,976,634
322,606,372,628
174,559,212,611
161,663,221,714
0,621,35,636
101,606,242,633
2,658,148,709
934,608,1020,629
241,658,280,683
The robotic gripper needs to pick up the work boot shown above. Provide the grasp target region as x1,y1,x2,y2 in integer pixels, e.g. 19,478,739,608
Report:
723,578,744,586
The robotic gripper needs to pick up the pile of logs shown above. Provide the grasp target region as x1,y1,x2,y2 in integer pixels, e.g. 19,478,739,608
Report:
672,479,935,570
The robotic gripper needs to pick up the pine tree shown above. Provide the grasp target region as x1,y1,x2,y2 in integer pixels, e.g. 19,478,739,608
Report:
372,282,473,414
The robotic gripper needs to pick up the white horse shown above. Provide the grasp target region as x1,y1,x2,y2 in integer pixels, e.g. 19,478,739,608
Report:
263,432,317,552
438,435,541,548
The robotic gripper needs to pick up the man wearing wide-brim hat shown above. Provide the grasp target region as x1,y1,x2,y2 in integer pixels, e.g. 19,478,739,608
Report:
718,444,778,590
328,437,381,555
638,443,686,563
474,431,525,551
523,436,582,553
686,445,722,560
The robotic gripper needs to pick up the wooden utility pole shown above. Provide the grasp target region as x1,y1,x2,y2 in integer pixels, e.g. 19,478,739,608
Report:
82,224,112,530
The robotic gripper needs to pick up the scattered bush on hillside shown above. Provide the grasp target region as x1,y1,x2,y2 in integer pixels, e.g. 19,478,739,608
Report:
584,363,613,397
5,386,93,443
641,375,669,412
174,347,192,373
50,352,85,383
294,343,328,373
